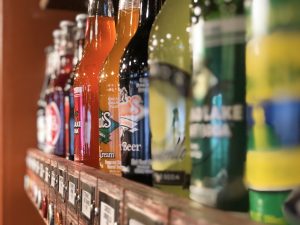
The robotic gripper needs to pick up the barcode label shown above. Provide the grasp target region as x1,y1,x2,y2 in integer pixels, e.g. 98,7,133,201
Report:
68,181,76,205
45,167,49,183
100,202,115,225
129,219,145,225
82,190,92,219
51,171,56,187
58,176,64,196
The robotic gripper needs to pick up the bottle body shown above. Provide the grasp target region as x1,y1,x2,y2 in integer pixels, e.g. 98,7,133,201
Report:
245,0,300,223
148,0,191,197
189,0,248,210
74,14,116,168
64,14,87,160
99,0,140,176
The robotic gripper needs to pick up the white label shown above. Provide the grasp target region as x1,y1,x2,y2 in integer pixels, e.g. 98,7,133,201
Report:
51,171,56,187
82,190,92,219
45,167,49,183
39,164,44,178
68,181,76,205
129,219,145,225
59,176,64,196
100,202,115,225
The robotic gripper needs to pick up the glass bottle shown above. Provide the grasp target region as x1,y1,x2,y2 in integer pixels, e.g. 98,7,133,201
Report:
99,0,140,176
246,0,300,223
73,0,116,168
148,0,191,197
37,46,54,151
45,29,62,154
189,0,248,211
119,0,164,184
64,14,87,160
52,21,75,157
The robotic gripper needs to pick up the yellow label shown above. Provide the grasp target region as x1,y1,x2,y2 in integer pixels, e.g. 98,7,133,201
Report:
246,32,300,104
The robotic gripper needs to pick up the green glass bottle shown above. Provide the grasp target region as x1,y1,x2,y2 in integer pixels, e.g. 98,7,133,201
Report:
148,0,191,197
189,0,248,211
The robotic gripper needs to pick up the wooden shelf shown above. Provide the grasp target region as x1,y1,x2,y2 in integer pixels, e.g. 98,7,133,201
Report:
25,148,262,225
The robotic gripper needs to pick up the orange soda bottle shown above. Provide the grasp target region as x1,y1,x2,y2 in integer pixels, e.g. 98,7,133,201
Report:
99,0,140,175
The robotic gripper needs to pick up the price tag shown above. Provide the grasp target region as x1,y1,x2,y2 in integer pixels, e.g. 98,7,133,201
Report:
68,181,76,205
100,202,115,225
45,167,49,183
39,163,44,179
129,219,145,225
51,170,56,188
99,192,120,225
82,190,92,219
58,176,64,197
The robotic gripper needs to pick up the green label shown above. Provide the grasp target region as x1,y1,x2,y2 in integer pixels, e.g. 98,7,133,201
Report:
99,111,119,144
190,16,248,210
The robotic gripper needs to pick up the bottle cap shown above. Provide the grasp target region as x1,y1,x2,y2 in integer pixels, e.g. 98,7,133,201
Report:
59,20,75,30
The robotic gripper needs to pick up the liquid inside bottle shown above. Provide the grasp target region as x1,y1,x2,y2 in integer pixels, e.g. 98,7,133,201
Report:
148,0,191,197
119,0,163,184
73,0,116,168
99,0,140,176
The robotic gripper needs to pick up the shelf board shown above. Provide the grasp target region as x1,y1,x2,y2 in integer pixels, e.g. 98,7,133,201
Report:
25,148,262,225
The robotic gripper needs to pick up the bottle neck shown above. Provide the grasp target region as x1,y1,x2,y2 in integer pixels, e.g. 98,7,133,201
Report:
139,0,163,26
116,0,140,40
88,0,114,17
85,0,115,44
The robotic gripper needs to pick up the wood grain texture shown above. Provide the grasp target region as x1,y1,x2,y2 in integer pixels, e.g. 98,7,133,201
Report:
0,0,77,224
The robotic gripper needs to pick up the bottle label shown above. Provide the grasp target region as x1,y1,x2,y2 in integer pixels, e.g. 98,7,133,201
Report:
246,32,300,191
45,102,61,150
99,82,122,175
149,62,191,190
119,77,152,176
64,96,70,157
99,192,120,225
37,109,46,148
74,87,83,161
190,16,247,207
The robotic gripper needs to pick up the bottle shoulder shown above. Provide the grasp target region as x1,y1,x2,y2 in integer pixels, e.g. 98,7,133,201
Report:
119,27,151,79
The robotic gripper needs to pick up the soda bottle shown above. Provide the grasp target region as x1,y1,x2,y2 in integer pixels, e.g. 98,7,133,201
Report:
189,0,248,211
37,46,54,151
52,21,75,157
99,0,140,176
245,0,300,223
73,0,116,168
148,0,191,197
118,0,164,184
64,14,87,160
45,29,62,154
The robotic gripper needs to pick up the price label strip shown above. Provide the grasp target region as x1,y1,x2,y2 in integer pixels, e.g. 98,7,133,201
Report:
99,192,120,225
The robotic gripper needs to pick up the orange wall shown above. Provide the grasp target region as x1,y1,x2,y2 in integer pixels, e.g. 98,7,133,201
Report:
1,0,76,224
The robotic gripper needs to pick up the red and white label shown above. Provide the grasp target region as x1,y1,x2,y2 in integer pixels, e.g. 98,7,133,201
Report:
45,102,61,151
74,87,83,160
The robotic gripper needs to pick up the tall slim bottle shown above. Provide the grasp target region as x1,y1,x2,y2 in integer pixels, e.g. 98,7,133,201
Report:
189,0,248,211
99,0,140,176
45,29,62,154
64,14,87,160
37,46,54,151
148,0,191,196
52,21,75,157
119,0,163,184
73,0,116,168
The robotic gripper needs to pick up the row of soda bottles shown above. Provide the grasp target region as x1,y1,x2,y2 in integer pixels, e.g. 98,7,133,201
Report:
37,0,300,223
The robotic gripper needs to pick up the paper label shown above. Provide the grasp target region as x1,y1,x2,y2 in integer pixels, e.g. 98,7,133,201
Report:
68,181,76,205
82,190,92,219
